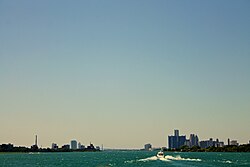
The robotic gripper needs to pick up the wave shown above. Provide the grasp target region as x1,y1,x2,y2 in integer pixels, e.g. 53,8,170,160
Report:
220,160,232,164
224,160,232,164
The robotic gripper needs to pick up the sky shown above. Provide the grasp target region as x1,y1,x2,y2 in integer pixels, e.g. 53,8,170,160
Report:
0,0,250,149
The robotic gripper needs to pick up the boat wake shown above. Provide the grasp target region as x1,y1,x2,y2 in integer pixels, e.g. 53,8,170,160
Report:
165,155,201,161
125,155,201,164
138,156,169,162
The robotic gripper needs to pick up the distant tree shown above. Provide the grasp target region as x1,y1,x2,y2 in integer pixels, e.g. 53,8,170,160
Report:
180,145,189,152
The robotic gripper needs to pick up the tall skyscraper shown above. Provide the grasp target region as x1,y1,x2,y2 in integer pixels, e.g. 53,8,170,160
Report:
168,129,186,149
71,140,77,150
189,134,199,147
174,130,179,136
209,138,213,147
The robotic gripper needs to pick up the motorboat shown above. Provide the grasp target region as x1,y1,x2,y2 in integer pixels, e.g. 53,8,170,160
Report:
157,151,164,158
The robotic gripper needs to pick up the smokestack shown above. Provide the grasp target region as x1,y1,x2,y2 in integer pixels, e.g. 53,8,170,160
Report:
35,135,38,146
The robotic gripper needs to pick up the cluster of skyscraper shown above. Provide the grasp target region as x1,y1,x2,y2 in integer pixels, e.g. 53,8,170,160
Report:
51,140,85,150
168,130,187,149
0,137,102,152
31,135,101,151
168,130,239,149
51,139,101,151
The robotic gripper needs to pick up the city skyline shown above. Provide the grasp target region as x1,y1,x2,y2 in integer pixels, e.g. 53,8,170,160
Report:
1,130,248,150
1,0,250,149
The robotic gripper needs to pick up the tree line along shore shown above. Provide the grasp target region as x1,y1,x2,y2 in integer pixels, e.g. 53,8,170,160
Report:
1,144,250,152
0,143,100,153
163,144,250,152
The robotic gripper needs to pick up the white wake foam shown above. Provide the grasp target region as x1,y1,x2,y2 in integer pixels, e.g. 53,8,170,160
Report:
222,160,232,164
225,160,232,163
136,155,201,162
138,156,171,162
137,156,159,162
124,155,202,163
165,155,202,161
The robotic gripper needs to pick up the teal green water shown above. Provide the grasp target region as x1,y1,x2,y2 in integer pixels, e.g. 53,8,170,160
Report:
0,151,250,167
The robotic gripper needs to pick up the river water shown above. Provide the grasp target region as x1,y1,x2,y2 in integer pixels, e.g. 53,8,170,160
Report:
0,151,249,166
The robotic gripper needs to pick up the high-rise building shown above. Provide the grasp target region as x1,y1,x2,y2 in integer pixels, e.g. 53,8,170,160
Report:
200,140,210,148
96,146,100,150
80,145,85,150
71,140,77,150
189,134,199,147
216,139,219,147
85,143,96,151
174,130,179,137
230,140,238,146
144,143,152,151
62,144,70,150
218,142,224,147
52,143,58,150
200,138,224,148
209,138,213,147
213,139,224,147
78,142,85,150
168,130,186,149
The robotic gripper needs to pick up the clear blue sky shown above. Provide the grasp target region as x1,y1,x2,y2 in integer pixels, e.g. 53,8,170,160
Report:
0,0,250,148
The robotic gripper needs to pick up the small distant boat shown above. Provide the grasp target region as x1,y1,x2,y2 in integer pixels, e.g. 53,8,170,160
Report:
157,151,164,158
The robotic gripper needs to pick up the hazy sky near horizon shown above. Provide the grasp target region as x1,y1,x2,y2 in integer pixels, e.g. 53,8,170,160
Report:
0,0,250,148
